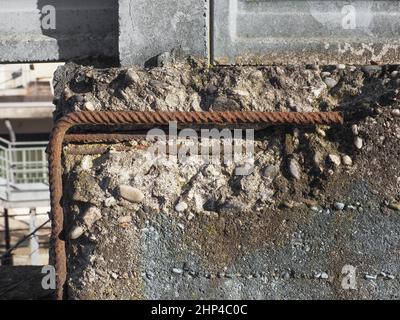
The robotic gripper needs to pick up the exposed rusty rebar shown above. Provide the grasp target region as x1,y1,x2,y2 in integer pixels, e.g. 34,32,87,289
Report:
64,144,150,155
47,110,343,299
64,133,148,144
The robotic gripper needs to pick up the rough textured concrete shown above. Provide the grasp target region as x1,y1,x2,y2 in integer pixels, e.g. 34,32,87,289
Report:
54,59,400,299
0,0,118,63
212,0,400,65
118,0,208,66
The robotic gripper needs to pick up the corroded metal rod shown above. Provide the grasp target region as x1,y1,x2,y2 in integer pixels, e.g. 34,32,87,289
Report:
47,111,343,299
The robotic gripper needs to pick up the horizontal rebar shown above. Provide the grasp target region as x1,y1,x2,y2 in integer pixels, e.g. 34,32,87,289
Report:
47,111,343,299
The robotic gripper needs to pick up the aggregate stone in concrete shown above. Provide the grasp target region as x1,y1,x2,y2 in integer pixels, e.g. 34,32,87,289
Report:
56,60,400,299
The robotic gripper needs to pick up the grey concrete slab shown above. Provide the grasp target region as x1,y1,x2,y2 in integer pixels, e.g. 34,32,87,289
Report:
0,0,118,63
3,0,400,66
212,0,400,65
119,0,208,66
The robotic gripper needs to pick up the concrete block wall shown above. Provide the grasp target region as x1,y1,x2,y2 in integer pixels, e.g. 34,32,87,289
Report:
2,1,400,65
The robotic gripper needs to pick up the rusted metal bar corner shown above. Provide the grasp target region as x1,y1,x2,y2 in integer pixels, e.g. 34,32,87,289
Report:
47,111,343,299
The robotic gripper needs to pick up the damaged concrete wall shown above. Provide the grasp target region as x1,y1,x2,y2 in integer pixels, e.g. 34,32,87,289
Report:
54,58,400,299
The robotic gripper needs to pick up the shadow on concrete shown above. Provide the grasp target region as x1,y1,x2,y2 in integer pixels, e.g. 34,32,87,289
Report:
36,0,119,67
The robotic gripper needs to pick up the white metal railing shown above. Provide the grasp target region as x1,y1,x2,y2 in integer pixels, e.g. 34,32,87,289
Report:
0,137,50,265
0,137,48,187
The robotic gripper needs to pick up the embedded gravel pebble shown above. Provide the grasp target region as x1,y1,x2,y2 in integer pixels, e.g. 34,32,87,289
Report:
56,58,400,300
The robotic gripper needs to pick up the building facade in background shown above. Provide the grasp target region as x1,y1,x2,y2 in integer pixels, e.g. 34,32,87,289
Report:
0,63,62,266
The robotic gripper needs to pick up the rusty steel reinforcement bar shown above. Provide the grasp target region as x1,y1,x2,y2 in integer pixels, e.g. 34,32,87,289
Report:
47,110,343,299
64,133,148,144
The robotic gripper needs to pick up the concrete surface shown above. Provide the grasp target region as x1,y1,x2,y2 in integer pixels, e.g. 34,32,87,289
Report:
118,0,208,66
0,0,118,63
3,1,400,65
54,60,400,299
212,0,400,65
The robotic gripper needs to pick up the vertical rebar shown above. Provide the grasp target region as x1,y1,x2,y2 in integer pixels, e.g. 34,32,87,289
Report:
1,208,13,266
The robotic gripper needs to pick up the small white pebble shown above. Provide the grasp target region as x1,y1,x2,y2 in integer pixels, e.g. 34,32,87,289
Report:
119,185,144,203
118,216,132,224
70,226,85,240
82,207,102,229
351,124,359,135
342,155,353,166
313,151,323,167
391,109,400,117
321,71,331,78
175,202,188,212
324,77,338,88
111,273,119,280
263,165,279,179
354,137,363,149
334,202,345,210
104,197,116,207
63,88,73,99
289,159,301,180
316,128,326,137
328,154,341,166
80,156,92,171
83,101,95,111
172,268,183,274
177,223,185,230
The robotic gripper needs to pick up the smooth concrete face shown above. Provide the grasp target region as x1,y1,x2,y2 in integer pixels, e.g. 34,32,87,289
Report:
212,0,400,64
119,0,208,66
